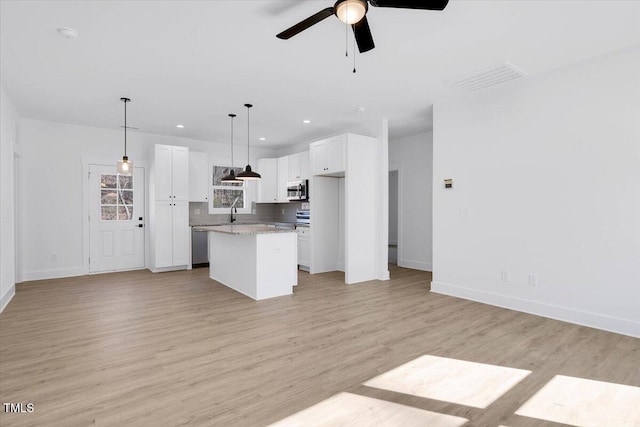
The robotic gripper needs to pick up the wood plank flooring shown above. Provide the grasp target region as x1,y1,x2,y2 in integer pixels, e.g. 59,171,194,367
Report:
1,266,638,426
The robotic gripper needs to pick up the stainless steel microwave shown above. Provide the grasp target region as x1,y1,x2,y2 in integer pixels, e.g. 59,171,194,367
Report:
287,180,309,201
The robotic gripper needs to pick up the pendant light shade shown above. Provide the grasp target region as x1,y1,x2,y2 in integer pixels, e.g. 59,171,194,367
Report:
221,113,243,183
117,97,133,175
236,103,261,180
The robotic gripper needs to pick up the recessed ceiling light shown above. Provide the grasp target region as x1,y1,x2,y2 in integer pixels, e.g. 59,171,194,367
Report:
176,124,184,128
303,120,311,124
356,106,366,112
57,27,78,39
259,137,266,141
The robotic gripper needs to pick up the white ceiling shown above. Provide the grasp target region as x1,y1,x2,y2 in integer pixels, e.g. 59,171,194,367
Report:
1,1,639,148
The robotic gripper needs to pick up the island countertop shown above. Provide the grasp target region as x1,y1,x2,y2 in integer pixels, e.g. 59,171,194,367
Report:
193,224,296,235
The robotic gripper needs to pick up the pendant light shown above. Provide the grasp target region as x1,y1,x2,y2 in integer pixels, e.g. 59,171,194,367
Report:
221,113,243,183
117,97,133,175
236,103,261,180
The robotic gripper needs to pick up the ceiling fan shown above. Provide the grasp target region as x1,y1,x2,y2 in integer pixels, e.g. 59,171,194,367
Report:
276,0,450,53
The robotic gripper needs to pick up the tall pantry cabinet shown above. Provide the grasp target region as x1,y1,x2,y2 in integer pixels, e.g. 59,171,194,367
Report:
149,144,190,272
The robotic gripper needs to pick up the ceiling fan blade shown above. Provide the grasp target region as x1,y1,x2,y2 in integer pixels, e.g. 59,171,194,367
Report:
276,7,335,40
368,0,449,11
352,16,375,53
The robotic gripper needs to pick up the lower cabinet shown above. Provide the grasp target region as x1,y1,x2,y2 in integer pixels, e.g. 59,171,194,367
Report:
297,226,310,270
152,200,189,269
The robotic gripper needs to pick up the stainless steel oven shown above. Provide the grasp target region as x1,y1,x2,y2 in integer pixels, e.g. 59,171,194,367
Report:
287,180,309,201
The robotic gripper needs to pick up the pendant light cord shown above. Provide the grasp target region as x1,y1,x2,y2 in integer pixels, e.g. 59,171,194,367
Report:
245,104,253,165
229,114,236,168
124,99,127,156
120,97,131,158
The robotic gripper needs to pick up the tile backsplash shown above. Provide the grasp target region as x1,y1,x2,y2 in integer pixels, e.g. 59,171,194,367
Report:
189,201,302,225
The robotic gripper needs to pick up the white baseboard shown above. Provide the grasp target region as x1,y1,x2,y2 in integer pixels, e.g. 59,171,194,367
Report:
0,285,15,313
398,259,432,272
431,281,640,338
148,266,188,273
23,267,85,282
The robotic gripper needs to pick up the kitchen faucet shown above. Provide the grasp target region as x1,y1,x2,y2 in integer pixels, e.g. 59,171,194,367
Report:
230,196,240,223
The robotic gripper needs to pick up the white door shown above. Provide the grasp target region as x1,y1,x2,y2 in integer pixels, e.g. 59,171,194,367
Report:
89,164,145,273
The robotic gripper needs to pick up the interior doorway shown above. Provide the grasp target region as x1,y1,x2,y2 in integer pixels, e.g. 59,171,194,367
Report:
388,170,399,264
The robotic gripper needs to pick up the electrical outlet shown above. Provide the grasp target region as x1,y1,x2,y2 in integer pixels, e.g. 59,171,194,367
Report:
194,208,200,215
281,208,285,215
528,274,538,286
51,252,58,262
500,270,510,282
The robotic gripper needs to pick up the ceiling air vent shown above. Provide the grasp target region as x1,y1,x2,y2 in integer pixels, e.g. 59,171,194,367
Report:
445,61,526,93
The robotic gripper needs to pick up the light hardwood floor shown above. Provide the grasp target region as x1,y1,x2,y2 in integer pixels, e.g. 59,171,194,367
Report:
1,266,638,426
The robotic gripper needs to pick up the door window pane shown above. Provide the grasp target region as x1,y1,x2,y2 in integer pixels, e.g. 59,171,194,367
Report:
118,206,133,220
118,175,133,189
101,190,117,204
101,206,117,220
119,190,134,205
100,173,134,221
101,174,117,189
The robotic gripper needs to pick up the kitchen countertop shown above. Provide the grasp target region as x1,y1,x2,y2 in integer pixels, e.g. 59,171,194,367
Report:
193,224,296,235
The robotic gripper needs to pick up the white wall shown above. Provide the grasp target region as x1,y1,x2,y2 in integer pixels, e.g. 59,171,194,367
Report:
0,86,19,311
19,118,276,281
389,131,433,271
432,46,640,337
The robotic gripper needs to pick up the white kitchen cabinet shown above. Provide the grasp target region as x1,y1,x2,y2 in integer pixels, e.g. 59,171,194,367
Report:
171,201,189,266
189,151,209,202
297,226,310,270
310,135,345,176
277,156,289,202
155,145,189,201
257,158,278,203
150,144,190,271
310,133,382,285
288,151,310,181
153,200,189,268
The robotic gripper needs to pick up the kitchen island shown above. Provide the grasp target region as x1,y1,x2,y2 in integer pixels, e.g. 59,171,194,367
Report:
193,224,297,300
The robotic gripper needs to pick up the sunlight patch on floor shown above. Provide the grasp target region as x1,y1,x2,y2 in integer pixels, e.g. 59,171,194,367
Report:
268,392,468,427
364,355,531,408
515,375,640,427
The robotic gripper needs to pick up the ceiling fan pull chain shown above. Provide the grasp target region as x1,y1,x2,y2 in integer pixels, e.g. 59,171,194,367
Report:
345,22,349,57
353,36,357,73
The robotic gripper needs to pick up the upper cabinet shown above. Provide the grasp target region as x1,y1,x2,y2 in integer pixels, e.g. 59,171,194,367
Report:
277,156,289,202
256,151,309,203
288,151,310,181
189,151,209,202
310,135,346,176
257,158,278,203
155,144,189,201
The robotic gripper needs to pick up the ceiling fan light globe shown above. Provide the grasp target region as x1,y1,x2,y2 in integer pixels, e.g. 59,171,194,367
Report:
335,0,367,25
